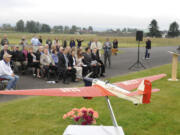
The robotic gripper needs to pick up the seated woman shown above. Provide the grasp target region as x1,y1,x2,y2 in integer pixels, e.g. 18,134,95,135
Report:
51,49,59,66
69,50,82,81
27,47,41,78
50,44,56,54
40,48,57,78
76,49,85,78
22,46,28,64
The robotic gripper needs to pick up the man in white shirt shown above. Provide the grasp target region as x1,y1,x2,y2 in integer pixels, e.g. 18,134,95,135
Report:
31,35,41,46
31,35,41,52
0,53,19,90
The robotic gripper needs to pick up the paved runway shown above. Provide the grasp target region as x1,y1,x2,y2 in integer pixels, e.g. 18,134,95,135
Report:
0,46,178,103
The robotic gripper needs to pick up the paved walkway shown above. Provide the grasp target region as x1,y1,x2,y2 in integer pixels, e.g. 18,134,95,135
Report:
0,46,178,103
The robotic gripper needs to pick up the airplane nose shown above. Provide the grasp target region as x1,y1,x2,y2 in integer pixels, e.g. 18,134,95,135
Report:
83,77,93,86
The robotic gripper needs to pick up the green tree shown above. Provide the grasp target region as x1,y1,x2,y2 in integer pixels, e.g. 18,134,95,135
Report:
2,24,14,31
26,21,36,33
53,25,63,33
70,25,77,34
168,22,179,37
64,26,70,34
122,28,127,32
16,19,25,32
88,26,93,32
41,24,51,33
147,19,162,37
26,20,41,33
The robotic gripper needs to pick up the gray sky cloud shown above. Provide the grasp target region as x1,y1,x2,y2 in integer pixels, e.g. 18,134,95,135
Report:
0,0,34,8
0,0,180,30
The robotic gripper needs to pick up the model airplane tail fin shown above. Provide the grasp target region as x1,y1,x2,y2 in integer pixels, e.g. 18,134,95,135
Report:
127,80,161,104
142,80,152,104
127,80,152,104
133,80,152,104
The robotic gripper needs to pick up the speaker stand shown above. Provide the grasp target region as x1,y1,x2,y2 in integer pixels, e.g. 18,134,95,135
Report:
129,41,146,70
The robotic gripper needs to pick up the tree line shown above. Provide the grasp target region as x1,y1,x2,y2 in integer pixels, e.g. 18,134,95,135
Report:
0,20,94,34
0,19,180,38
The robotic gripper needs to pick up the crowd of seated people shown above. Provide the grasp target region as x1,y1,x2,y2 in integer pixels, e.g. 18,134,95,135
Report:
0,42,106,84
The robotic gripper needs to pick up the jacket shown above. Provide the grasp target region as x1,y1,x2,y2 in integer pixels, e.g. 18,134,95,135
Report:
0,60,13,76
40,54,54,66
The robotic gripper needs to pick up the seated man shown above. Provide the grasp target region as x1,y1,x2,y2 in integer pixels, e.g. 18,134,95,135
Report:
0,53,19,90
13,46,27,74
91,48,105,77
82,47,99,78
57,48,76,84
40,48,57,79
0,44,11,60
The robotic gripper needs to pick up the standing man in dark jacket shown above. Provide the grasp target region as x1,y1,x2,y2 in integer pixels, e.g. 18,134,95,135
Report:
145,37,151,59
77,38,84,48
39,36,43,45
63,39,67,48
46,38,52,51
69,38,76,48
1,34,9,46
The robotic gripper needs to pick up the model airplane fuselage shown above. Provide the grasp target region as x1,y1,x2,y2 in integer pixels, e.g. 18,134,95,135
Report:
84,77,154,105
92,79,142,104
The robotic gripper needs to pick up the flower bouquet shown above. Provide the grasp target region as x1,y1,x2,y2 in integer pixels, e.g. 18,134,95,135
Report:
63,107,99,125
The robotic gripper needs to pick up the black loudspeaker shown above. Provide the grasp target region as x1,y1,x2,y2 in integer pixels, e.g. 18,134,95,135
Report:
136,31,143,41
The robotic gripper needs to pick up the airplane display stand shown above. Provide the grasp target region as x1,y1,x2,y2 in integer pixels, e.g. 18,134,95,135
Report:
63,97,125,135
168,51,180,81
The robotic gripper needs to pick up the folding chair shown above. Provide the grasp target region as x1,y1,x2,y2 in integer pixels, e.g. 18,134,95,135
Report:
0,78,8,90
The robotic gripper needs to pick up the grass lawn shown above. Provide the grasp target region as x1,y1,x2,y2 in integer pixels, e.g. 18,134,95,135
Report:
0,63,180,135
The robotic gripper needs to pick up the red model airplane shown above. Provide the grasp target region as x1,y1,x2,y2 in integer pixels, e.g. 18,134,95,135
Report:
0,74,166,134
0,73,166,105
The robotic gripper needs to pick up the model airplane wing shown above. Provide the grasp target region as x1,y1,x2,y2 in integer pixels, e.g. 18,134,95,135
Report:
113,74,166,91
0,86,114,97
0,74,165,104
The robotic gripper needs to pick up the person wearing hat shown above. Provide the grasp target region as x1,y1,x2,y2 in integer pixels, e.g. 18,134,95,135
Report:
0,53,19,90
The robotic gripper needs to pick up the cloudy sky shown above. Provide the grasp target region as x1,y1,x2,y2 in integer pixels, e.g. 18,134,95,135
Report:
0,0,179,30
